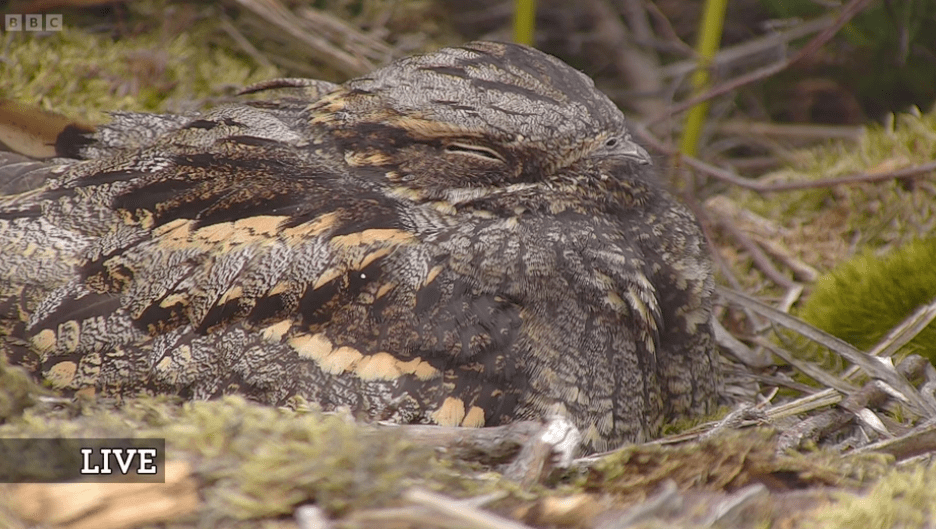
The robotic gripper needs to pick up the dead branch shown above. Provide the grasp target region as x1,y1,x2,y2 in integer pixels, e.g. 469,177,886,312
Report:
776,355,930,453
658,15,834,81
404,488,535,529
646,0,875,127
716,121,863,142
582,0,666,117
716,286,936,418
755,337,857,394
635,122,936,193
716,220,795,289
229,0,382,77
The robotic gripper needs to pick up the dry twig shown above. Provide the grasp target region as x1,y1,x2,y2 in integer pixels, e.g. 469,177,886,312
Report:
716,220,795,289
636,122,936,194
647,0,875,126
404,488,534,529
776,355,930,453
718,286,936,418
229,0,388,77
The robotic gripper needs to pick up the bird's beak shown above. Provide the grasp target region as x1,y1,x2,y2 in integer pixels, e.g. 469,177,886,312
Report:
621,141,652,166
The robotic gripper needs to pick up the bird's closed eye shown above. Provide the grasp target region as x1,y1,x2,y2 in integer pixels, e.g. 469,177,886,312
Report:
444,142,505,163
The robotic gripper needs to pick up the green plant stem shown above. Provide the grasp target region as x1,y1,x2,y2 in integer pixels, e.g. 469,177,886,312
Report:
513,0,536,46
680,0,728,156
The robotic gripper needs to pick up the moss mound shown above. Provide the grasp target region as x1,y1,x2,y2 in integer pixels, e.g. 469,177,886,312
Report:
799,237,936,362
0,395,491,522
0,2,280,124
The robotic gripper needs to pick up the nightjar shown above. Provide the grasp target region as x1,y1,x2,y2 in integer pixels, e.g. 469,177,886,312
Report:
0,41,718,452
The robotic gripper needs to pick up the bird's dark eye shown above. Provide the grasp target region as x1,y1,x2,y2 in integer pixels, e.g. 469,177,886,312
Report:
444,142,505,163
605,138,619,147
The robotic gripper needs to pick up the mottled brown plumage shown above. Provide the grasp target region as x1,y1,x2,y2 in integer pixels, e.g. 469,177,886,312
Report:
0,42,718,452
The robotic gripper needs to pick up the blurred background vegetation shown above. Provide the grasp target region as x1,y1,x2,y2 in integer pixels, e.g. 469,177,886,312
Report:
4,0,934,122
4,3,936,527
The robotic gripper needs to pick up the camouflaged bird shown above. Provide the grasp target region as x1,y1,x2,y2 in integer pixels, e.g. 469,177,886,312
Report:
0,41,718,452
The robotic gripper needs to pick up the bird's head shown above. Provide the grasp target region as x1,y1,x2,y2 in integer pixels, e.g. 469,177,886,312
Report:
304,41,652,207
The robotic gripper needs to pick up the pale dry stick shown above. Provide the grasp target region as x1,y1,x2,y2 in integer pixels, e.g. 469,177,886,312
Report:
605,383,837,449
698,406,770,442
765,388,843,420
756,238,819,283
754,337,857,394
635,122,936,194
760,386,780,405
776,355,930,453
659,16,834,81
847,298,936,380
753,302,936,426
342,507,486,529
342,492,510,529
716,121,864,142
716,220,795,289
705,196,818,283
404,488,535,529
712,319,773,369
748,371,820,396
808,298,936,419
640,0,696,56
611,480,683,528
295,6,394,64
377,420,544,465
217,12,276,70
704,484,769,528
295,505,333,529
778,284,805,314
717,287,936,418
504,416,581,487
629,405,771,448
854,422,936,460
584,0,666,118
232,0,375,77
646,0,875,127
752,160,936,193
618,0,655,45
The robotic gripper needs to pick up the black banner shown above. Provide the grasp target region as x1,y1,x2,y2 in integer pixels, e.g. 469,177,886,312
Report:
0,438,166,483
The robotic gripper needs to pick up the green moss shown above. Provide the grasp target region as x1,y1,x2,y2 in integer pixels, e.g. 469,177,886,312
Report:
799,237,936,363
0,3,280,124
0,395,496,522
743,109,936,244
588,428,891,501
808,462,936,528
726,109,936,291
660,405,732,436
0,351,43,423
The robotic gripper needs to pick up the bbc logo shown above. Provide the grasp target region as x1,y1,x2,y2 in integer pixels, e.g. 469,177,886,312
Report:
5,14,63,32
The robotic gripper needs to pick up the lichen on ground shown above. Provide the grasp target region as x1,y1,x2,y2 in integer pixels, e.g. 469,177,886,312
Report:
718,108,936,289
0,1,281,124
808,461,936,529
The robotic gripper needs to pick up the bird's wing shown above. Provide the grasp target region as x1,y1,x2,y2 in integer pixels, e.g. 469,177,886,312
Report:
0,104,532,429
